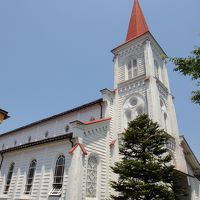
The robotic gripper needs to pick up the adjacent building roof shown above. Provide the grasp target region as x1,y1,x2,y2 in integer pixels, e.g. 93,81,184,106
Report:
126,0,149,42
180,136,200,179
0,108,10,120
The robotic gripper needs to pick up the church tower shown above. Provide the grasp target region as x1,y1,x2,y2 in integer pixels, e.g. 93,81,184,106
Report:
109,0,188,173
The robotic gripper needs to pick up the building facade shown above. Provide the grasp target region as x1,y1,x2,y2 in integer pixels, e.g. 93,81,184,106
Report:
0,0,200,199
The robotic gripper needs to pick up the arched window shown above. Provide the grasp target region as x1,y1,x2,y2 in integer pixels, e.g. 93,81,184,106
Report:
160,99,169,132
137,106,144,115
127,59,138,79
123,95,146,129
132,59,138,77
24,159,37,194
124,109,132,123
86,156,98,198
50,155,65,196
4,162,15,194
127,60,132,79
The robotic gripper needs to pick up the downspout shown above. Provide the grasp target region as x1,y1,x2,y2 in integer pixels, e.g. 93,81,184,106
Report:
69,134,74,147
99,102,103,119
0,152,4,170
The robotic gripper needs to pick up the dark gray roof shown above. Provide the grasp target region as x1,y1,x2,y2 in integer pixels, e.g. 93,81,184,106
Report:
0,98,103,138
0,133,73,154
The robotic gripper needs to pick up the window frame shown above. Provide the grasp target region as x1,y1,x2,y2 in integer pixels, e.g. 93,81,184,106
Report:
126,58,138,80
24,159,37,195
49,155,65,197
4,162,15,194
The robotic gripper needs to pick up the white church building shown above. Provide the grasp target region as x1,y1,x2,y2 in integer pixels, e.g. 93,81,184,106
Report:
0,0,200,199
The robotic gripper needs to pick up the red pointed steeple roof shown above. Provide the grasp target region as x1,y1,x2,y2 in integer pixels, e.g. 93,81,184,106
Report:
126,0,149,42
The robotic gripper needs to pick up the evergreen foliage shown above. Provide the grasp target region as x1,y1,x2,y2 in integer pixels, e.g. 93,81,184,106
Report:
171,46,200,105
111,114,181,200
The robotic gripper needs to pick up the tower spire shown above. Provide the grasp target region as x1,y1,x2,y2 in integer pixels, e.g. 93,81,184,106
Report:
126,0,149,42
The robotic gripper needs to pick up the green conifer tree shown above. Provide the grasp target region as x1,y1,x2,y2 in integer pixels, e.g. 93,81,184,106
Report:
111,114,182,200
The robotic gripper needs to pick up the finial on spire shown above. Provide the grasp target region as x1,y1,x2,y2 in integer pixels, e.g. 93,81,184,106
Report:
126,0,149,42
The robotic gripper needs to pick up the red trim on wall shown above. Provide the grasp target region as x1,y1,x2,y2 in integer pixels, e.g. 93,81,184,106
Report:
81,117,112,125
110,139,117,146
69,143,88,155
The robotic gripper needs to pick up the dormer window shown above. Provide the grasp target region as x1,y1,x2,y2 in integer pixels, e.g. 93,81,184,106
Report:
127,59,138,80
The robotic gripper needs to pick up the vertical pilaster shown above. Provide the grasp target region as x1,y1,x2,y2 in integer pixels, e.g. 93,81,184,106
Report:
67,138,85,200
144,40,160,123
113,56,119,88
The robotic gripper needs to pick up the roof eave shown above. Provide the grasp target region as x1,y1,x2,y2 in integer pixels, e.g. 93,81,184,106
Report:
180,136,200,170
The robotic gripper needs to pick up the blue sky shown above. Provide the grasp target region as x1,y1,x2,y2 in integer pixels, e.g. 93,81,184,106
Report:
0,0,200,159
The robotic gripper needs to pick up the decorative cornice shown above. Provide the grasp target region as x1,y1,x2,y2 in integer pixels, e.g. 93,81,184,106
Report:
118,75,146,97
111,32,167,58
118,42,144,58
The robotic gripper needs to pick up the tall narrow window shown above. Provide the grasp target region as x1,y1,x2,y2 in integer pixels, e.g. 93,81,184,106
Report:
24,159,37,194
86,156,98,198
4,163,15,194
154,60,159,78
127,59,138,80
164,113,168,132
132,59,138,77
127,60,132,79
49,155,65,196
